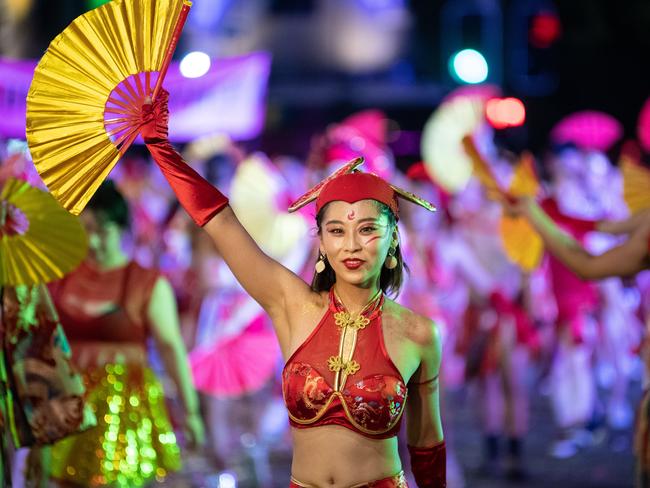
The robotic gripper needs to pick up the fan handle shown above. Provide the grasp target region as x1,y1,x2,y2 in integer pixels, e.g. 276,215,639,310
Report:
152,0,192,102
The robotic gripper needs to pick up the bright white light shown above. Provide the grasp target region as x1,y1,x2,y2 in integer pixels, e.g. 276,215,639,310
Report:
450,49,489,84
218,472,237,488
180,51,211,78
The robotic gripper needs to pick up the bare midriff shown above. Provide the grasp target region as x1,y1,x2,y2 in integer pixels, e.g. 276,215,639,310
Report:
290,425,402,487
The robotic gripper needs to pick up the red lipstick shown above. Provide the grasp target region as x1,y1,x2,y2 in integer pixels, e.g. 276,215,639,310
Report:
343,259,364,270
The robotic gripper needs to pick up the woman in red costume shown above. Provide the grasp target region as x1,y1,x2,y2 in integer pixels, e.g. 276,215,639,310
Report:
140,90,445,487
509,198,650,486
46,181,205,487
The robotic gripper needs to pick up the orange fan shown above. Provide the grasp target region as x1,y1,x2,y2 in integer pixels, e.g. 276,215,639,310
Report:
463,136,543,271
26,0,191,215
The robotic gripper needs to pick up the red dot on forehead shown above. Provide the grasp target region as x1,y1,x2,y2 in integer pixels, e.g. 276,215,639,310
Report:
347,210,355,220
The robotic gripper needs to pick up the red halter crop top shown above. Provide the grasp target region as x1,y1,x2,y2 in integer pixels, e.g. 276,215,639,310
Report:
282,289,407,439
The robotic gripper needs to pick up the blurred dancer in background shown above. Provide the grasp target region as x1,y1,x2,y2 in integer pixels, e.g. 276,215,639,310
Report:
508,192,650,486
46,181,204,487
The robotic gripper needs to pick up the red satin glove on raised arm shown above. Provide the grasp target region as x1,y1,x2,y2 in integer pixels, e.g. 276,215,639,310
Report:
140,89,229,226
408,441,447,488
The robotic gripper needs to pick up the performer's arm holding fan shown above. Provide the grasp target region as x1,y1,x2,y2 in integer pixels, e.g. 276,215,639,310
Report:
140,91,312,343
508,197,650,279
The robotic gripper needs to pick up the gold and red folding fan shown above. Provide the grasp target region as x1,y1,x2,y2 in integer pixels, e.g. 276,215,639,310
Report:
26,0,191,215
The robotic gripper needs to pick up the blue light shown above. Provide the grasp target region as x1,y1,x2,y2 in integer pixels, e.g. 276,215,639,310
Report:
449,49,489,84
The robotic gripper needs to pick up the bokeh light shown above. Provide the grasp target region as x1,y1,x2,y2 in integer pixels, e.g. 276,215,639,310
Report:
179,51,211,79
449,49,489,84
486,97,526,129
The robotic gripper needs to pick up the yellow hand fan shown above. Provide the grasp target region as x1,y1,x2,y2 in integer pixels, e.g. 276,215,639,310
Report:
501,152,543,271
620,155,650,213
498,216,543,271
463,137,543,271
26,0,191,215
509,151,539,198
0,179,88,286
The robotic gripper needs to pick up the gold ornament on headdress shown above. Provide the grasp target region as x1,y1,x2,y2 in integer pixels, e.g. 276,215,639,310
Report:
26,0,192,215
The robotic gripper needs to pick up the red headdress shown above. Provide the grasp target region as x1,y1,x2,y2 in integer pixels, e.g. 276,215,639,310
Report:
288,158,435,219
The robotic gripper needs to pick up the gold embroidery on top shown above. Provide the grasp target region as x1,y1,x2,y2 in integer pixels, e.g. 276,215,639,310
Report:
327,356,360,376
330,289,382,390
284,389,408,435
334,311,370,330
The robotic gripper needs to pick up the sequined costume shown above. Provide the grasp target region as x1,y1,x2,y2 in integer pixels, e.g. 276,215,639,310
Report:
48,261,181,486
282,289,407,439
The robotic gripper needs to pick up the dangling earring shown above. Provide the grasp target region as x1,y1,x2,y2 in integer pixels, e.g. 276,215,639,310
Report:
315,252,327,273
385,248,397,270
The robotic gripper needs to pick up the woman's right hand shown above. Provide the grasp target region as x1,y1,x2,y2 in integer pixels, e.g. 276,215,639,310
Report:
141,89,170,144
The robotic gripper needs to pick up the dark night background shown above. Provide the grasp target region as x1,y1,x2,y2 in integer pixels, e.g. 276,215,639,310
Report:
8,0,650,157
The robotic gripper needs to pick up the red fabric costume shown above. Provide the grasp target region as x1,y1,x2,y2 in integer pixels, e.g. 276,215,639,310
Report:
541,198,598,342
283,289,406,438
50,260,158,368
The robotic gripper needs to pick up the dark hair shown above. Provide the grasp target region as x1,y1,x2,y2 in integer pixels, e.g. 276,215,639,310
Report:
311,201,407,297
86,180,130,229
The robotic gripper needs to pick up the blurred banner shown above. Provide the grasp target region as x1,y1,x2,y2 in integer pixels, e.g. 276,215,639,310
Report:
0,52,271,141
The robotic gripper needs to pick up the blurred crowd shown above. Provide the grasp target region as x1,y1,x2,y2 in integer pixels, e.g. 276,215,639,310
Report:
1,99,648,488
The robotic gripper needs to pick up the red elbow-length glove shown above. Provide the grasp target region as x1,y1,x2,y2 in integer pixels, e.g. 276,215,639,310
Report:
408,441,446,488
140,90,229,226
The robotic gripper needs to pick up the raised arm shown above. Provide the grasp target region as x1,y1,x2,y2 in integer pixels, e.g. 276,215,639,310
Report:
521,198,650,279
140,91,312,325
406,319,446,488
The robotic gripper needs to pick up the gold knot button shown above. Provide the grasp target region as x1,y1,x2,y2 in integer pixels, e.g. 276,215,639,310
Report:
334,311,370,330
327,356,361,376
